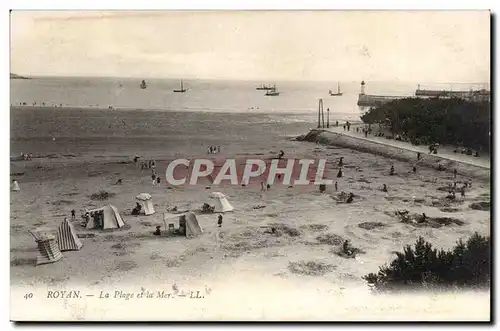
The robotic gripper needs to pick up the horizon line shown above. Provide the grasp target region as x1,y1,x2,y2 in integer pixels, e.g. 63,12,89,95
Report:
9,73,490,86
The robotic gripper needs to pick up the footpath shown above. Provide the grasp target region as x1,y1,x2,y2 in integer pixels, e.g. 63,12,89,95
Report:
324,126,490,170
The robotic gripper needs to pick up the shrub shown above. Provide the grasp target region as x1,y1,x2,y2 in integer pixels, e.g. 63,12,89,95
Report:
363,233,490,292
90,190,116,201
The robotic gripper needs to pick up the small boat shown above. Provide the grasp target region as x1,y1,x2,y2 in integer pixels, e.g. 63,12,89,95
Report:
256,84,274,91
265,85,280,96
329,82,343,96
173,79,187,93
140,80,147,89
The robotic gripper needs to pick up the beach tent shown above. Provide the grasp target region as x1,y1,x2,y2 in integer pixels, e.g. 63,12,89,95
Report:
57,218,83,251
11,180,20,192
29,231,64,266
86,204,126,230
209,192,234,213
178,212,203,238
136,193,155,215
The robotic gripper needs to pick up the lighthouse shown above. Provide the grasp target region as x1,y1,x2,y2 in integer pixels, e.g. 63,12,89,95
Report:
360,81,366,95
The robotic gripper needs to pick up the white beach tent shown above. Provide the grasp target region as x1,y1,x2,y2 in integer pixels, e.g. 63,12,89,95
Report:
57,218,83,251
136,193,155,215
179,212,204,238
11,180,20,192
209,192,234,213
86,204,126,230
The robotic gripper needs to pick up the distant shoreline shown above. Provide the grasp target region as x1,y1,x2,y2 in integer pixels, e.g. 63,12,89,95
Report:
10,73,31,80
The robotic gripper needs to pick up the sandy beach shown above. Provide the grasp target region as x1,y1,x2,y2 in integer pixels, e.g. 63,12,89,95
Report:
10,106,491,321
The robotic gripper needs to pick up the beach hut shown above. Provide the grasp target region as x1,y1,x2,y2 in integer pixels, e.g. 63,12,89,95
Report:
29,230,64,266
209,192,234,213
136,193,155,215
86,205,126,230
178,212,203,238
57,218,83,251
11,180,20,192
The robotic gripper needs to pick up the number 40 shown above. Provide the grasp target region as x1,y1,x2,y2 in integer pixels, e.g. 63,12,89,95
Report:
24,293,33,299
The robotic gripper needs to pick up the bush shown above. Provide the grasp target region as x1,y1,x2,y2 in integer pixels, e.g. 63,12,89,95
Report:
363,233,490,292
90,190,116,201
360,98,490,152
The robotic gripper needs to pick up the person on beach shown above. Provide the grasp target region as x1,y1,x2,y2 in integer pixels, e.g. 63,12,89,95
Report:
412,166,417,173
453,169,457,179
335,120,339,127
153,226,161,236
343,125,346,131
382,184,388,192
468,179,472,188
217,214,223,228
338,157,344,167
390,165,395,176
460,185,466,198
417,152,421,160
217,146,221,153
156,176,161,185
278,150,285,159
267,184,271,190
343,240,353,256
337,168,343,178
260,181,265,191
347,122,351,131
207,146,211,154
364,130,368,138
71,209,76,221
334,181,338,192
346,192,354,203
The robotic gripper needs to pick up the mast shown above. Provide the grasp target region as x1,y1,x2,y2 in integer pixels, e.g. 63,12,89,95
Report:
327,108,330,128
317,99,321,128
320,99,325,128
181,80,184,91
337,82,340,94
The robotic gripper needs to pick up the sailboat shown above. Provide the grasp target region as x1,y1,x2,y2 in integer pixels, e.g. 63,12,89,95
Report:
140,80,147,89
265,84,280,96
173,79,187,93
256,84,274,91
329,82,343,96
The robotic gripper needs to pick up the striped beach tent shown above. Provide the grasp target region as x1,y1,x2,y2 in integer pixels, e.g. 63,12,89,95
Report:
57,218,83,251
29,231,63,266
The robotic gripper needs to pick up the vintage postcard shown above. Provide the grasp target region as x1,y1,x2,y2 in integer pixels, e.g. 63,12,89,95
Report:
9,10,491,321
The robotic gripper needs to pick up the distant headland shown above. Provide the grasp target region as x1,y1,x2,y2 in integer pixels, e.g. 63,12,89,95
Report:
10,73,30,79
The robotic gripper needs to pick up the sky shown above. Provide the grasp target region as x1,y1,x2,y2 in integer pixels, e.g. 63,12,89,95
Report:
10,11,491,83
